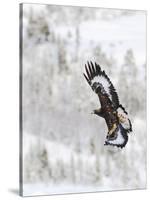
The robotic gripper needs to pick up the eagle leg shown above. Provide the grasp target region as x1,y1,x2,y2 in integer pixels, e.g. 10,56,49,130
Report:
107,123,117,136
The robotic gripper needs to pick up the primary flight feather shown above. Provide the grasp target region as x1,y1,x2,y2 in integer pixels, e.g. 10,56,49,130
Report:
83,61,132,148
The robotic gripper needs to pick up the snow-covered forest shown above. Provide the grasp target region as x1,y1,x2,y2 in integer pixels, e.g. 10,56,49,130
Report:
21,4,146,196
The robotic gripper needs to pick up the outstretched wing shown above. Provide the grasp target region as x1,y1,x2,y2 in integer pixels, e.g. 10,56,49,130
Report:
83,61,120,110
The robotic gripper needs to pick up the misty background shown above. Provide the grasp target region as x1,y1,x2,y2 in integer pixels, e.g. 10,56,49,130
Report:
21,4,146,196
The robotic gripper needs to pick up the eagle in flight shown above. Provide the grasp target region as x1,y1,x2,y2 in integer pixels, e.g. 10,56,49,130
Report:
83,61,132,148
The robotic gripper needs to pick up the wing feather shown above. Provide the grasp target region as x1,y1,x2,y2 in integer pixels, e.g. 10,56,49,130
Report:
83,61,120,109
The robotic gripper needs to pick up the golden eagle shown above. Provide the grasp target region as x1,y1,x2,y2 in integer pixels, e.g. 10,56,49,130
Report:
83,61,132,148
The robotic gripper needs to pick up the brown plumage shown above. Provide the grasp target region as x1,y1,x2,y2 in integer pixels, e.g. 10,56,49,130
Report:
83,61,132,148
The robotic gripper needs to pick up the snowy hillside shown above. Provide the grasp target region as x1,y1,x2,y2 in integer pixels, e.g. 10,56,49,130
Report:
23,116,146,196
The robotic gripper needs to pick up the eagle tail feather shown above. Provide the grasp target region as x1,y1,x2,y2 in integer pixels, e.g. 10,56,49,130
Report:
104,124,128,148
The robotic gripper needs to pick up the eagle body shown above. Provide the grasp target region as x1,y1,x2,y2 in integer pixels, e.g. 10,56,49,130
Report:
95,93,118,130
83,61,132,148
